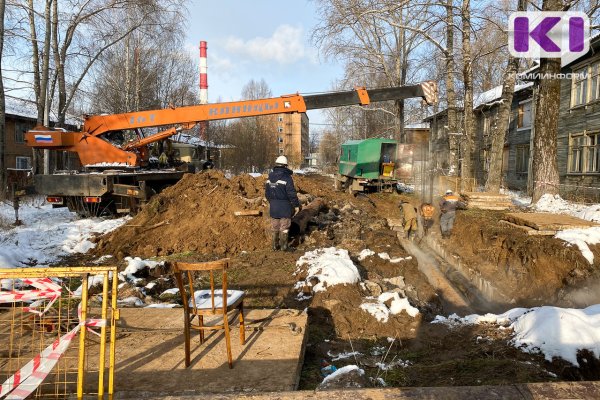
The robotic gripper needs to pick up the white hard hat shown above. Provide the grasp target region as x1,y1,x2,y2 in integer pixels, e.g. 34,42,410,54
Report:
275,155,288,165
445,189,453,195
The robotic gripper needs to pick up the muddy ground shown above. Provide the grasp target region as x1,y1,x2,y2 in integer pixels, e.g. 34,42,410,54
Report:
66,171,600,389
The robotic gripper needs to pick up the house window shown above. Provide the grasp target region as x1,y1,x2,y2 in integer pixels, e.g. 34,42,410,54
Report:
278,126,283,133
515,145,529,176
279,148,284,155
15,121,31,144
591,62,600,102
480,149,490,172
278,116,284,122
517,101,531,129
586,133,600,173
15,156,31,170
572,66,589,107
483,115,491,136
569,134,586,173
278,136,283,143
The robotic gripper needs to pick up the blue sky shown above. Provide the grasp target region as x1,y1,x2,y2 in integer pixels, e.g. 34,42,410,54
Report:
184,1,344,128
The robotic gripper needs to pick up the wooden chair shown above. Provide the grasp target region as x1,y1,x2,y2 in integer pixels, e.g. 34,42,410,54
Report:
173,259,245,368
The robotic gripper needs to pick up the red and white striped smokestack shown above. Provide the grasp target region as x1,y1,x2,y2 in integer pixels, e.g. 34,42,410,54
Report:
199,41,208,104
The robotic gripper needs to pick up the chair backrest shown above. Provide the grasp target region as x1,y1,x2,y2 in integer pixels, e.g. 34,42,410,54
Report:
173,259,230,314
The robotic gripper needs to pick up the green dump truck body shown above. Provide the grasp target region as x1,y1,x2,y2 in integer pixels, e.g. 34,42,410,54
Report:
338,138,397,180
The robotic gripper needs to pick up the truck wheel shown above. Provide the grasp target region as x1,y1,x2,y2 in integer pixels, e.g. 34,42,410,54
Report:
334,176,341,191
345,178,355,195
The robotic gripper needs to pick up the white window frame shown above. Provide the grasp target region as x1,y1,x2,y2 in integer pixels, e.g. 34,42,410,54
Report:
15,156,31,170
590,62,600,103
515,145,529,176
586,132,600,173
568,133,586,173
517,100,532,131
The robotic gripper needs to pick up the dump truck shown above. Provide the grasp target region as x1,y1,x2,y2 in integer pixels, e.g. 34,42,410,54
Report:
26,82,437,216
335,138,399,193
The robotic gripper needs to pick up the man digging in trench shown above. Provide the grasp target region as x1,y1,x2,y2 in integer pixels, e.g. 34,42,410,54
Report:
265,155,301,251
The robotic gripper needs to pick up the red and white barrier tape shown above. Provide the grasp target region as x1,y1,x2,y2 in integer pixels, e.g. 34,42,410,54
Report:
0,278,106,399
0,278,62,317
0,317,105,400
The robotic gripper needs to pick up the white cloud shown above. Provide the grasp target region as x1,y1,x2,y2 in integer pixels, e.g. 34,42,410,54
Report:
224,24,310,65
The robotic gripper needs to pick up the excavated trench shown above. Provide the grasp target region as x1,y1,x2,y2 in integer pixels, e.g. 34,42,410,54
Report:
415,235,514,314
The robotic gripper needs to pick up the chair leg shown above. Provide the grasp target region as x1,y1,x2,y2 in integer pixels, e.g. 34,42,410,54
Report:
184,314,191,368
239,303,245,345
224,313,233,369
198,315,204,344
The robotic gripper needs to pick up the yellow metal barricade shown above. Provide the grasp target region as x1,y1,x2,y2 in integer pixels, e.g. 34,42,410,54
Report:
0,266,119,399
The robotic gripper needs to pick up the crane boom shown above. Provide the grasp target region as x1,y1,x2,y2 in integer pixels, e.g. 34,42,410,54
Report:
25,81,437,167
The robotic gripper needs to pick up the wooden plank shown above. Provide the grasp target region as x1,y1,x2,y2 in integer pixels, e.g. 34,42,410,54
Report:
499,220,557,236
504,212,597,231
234,210,262,216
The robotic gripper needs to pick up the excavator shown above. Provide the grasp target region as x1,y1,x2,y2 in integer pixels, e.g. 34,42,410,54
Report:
25,82,438,216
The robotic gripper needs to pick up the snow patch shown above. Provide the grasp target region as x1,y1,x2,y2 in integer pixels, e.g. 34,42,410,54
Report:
555,228,600,264
327,350,362,361
321,365,364,385
434,305,600,366
118,297,144,307
0,203,128,268
357,249,375,261
145,303,177,308
118,257,163,282
295,247,361,292
361,292,419,322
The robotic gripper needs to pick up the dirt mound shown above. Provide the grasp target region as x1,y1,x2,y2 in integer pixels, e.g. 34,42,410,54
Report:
94,171,270,258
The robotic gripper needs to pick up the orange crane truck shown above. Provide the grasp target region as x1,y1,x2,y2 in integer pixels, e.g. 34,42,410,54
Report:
25,82,438,216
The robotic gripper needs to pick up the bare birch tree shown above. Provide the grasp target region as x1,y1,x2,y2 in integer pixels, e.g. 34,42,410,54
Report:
312,0,427,143
531,0,564,202
460,0,475,190
0,0,6,195
485,0,526,192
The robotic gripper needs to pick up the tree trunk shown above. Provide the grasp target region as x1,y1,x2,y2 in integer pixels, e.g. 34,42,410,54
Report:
484,58,518,192
485,0,526,192
532,57,561,202
531,0,562,202
460,0,474,191
290,198,326,236
0,0,5,197
445,0,459,176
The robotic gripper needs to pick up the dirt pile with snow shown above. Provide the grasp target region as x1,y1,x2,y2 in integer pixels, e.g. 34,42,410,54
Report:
94,171,270,258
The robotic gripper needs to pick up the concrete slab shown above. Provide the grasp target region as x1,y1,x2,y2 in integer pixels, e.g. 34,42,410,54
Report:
96,308,307,396
114,381,600,399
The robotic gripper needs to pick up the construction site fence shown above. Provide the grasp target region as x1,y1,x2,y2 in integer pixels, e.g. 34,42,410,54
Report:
0,266,119,399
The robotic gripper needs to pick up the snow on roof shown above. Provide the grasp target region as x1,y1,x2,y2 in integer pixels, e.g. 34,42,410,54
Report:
473,82,534,109
5,96,81,127
405,122,429,129
171,132,231,149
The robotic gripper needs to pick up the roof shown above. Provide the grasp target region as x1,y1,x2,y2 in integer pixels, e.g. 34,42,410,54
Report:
473,82,534,109
171,132,231,149
5,96,81,127
405,123,429,129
